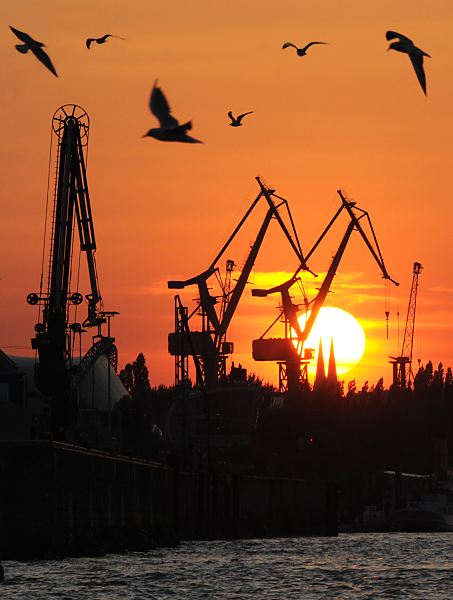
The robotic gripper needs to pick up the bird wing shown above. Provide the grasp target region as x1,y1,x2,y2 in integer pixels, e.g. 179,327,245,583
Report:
227,111,235,122
386,31,413,45
303,41,327,51
387,41,411,54
237,111,253,123
174,121,192,133
15,44,29,54
9,25,35,45
409,53,427,95
150,82,180,127
86,38,95,49
31,45,58,76
105,34,126,41
178,133,202,144
282,42,297,50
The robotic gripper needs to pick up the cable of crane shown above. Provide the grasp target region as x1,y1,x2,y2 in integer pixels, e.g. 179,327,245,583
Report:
38,125,54,321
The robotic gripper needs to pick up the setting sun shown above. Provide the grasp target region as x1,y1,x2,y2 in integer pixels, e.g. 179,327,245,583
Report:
298,307,366,377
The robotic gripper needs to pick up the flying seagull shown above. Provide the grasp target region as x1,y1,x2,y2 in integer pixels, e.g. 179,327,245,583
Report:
282,41,327,57
386,31,430,95
228,111,253,127
86,34,125,49
9,25,57,76
143,81,202,143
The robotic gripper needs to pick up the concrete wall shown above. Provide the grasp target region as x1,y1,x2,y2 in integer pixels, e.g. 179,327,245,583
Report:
0,442,337,559
191,472,337,540
0,441,177,558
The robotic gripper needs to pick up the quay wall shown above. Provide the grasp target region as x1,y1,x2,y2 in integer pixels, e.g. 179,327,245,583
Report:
0,442,337,559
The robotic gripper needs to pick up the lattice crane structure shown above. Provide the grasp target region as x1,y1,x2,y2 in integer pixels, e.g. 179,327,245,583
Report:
27,105,118,437
168,177,310,388
252,190,399,394
389,262,423,390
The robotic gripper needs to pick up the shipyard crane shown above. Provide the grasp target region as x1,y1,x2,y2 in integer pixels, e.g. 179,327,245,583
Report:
168,177,311,388
27,104,118,437
389,262,423,390
252,190,399,393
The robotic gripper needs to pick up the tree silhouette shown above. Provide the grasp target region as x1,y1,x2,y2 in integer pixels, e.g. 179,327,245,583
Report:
117,353,159,458
346,379,357,398
119,352,151,399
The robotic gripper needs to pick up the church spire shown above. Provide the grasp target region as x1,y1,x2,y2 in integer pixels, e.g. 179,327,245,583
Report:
327,337,338,385
314,338,326,389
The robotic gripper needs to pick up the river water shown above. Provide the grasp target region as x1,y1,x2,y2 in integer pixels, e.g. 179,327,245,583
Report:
2,533,453,599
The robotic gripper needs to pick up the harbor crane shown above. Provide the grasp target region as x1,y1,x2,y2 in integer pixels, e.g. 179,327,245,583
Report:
168,177,311,388
389,262,423,390
252,190,399,393
27,105,118,437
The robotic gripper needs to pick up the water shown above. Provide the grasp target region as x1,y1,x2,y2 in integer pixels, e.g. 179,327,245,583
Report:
2,533,453,599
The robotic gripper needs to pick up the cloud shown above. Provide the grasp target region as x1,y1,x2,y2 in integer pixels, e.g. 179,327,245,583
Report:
113,281,172,296
240,270,390,311
429,286,453,294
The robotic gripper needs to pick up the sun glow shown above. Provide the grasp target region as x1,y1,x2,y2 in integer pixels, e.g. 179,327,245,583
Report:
298,307,366,376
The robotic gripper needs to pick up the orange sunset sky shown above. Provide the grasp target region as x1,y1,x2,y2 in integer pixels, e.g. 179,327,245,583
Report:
1,1,453,390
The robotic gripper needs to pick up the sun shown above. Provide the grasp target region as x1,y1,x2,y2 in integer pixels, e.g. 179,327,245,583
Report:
297,307,366,376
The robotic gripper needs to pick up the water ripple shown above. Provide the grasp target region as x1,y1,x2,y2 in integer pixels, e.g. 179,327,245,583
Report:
2,533,453,599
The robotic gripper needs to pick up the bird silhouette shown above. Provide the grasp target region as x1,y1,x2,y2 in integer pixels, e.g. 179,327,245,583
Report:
9,26,57,76
143,81,202,143
228,111,253,127
282,41,327,56
86,34,125,49
386,31,430,95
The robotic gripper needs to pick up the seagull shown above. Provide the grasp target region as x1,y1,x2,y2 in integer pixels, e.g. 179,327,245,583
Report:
9,26,58,76
228,111,253,127
282,41,327,57
143,81,202,143
386,31,430,95
86,34,125,49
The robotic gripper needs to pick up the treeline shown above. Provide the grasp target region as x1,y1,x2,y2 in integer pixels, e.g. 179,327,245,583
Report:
256,360,453,483
114,353,453,481
112,353,453,526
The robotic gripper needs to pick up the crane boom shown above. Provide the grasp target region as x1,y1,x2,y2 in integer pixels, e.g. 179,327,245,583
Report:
337,191,398,286
401,262,423,359
298,221,356,346
300,192,398,343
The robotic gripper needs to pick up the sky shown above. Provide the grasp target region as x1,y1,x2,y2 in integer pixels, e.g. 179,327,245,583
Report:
1,0,453,390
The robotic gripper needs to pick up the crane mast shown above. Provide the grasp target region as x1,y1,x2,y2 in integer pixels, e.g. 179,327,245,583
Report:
390,262,423,390
27,105,116,437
